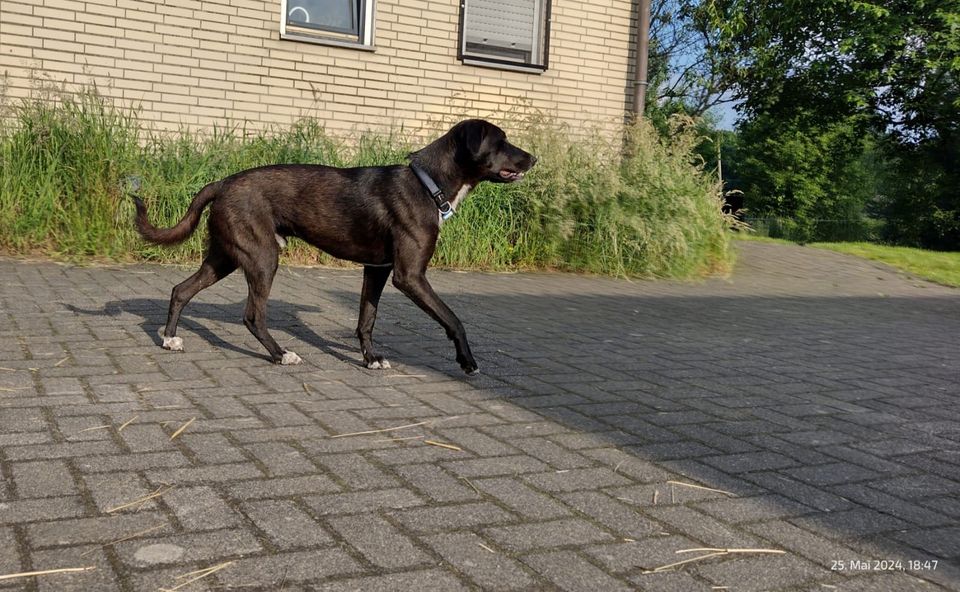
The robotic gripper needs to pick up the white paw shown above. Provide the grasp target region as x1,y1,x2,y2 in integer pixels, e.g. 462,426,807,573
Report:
281,351,302,365
161,336,183,351
366,359,391,369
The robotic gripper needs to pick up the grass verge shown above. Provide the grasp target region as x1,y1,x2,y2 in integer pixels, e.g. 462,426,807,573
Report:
733,234,960,288
1,88,733,279
809,242,960,288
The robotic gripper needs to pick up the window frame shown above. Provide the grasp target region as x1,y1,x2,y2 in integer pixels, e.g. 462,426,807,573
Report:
280,0,376,50
457,0,552,73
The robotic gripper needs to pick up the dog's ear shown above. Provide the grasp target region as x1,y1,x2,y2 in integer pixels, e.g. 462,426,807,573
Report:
458,120,487,157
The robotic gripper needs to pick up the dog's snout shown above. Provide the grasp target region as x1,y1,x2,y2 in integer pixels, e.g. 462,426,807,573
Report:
530,155,539,167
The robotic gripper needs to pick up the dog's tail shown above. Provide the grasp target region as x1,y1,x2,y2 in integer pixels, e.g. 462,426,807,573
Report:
131,182,220,246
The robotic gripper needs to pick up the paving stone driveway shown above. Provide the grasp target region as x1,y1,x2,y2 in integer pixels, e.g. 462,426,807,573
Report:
0,241,958,592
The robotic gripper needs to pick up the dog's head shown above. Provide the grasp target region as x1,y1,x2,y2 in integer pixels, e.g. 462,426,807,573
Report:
449,119,537,184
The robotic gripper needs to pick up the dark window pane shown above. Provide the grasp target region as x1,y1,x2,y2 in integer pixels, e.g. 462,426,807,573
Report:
287,0,358,35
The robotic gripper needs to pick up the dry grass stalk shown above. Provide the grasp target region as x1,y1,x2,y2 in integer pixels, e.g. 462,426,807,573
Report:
0,367,15,372
54,357,69,367
666,480,735,497
78,425,111,433
330,420,430,438
424,440,462,451
653,489,659,505
168,417,196,440
161,561,234,591
80,523,168,556
302,382,312,395
0,566,96,581
676,548,785,555
461,477,482,495
330,416,461,439
642,551,726,574
117,415,139,432
642,547,786,574
477,543,496,553
105,485,174,514
372,435,425,443
0,387,28,392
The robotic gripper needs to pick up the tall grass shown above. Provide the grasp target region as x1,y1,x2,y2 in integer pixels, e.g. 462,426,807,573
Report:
0,89,732,278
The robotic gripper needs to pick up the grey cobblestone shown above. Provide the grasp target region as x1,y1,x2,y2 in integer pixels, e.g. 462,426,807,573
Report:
484,518,614,552
10,459,76,498
164,485,242,531
27,512,168,548
1,241,958,590
216,548,361,588
329,513,431,569
242,499,334,548
392,501,515,533
29,546,120,592
522,550,633,592
474,476,573,519
394,463,481,503
423,531,535,590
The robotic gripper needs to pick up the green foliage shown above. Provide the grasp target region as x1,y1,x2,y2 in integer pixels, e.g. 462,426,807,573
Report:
735,113,878,242
872,132,960,250
0,90,140,256
692,0,960,249
694,0,960,132
0,90,733,278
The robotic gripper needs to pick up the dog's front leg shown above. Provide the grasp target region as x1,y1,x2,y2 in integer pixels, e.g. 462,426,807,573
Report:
356,265,393,369
392,267,478,376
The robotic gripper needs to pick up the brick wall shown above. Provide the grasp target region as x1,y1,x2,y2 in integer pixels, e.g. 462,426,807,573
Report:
0,0,636,136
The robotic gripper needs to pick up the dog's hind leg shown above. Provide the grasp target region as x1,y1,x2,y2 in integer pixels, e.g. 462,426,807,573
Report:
239,251,300,365
356,265,393,369
162,247,237,351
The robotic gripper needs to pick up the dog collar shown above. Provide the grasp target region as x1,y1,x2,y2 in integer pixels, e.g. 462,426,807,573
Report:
410,163,455,220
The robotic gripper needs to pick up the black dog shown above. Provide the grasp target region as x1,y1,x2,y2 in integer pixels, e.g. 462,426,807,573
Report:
132,119,536,374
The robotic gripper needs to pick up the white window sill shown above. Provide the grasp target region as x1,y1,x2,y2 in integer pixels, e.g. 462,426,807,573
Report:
461,57,546,74
280,32,376,51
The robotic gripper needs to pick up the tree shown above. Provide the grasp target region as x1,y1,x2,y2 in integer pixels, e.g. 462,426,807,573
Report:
646,1,734,116
692,0,960,247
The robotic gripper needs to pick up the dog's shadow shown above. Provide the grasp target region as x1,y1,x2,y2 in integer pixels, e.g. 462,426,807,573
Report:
67,298,360,364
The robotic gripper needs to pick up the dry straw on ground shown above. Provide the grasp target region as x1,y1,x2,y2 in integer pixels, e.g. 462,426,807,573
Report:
160,561,234,592
169,417,196,440
642,548,786,574
105,485,175,514
0,567,96,581
424,440,463,451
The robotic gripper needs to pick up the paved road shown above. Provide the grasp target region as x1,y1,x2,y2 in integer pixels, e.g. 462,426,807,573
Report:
0,241,958,591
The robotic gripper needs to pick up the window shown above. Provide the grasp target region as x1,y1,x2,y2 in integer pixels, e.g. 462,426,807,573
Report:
280,0,375,48
459,0,551,72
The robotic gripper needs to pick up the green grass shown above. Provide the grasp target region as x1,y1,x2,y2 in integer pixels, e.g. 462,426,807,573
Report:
733,234,960,287
0,88,733,279
809,242,960,288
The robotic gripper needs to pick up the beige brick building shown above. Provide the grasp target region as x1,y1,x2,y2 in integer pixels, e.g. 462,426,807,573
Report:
0,0,638,136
